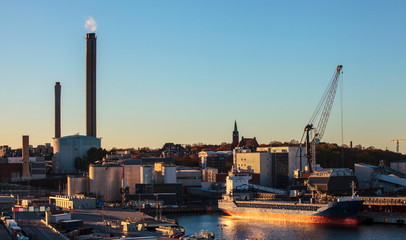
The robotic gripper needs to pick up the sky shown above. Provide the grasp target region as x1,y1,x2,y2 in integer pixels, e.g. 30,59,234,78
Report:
0,1,405,153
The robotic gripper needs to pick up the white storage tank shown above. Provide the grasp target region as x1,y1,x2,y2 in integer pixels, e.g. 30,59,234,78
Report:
89,164,123,202
53,135,101,173
140,166,153,184
123,164,141,194
67,175,88,196
163,166,177,184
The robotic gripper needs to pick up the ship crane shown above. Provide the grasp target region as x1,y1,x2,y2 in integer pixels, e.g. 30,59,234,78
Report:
390,139,406,153
301,65,343,173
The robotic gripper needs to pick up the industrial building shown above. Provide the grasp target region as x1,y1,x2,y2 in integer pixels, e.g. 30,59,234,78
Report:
52,134,101,173
354,163,406,193
49,195,96,209
88,164,123,202
66,161,197,203
0,195,15,214
6,157,46,180
234,146,305,188
307,168,358,196
176,169,202,187
67,175,89,196
198,151,232,173
390,160,406,174
51,33,100,175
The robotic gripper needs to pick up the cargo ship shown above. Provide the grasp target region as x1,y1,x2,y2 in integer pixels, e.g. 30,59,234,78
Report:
218,169,364,225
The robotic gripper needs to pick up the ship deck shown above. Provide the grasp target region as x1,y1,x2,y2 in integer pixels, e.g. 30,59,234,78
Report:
233,200,326,212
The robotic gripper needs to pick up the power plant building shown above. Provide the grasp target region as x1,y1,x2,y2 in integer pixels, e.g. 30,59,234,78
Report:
53,135,101,173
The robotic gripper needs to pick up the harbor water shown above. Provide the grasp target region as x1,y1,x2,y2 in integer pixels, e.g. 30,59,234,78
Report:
167,213,405,240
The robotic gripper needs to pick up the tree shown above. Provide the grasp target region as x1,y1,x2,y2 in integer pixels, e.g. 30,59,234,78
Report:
74,157,84,170
84,148,108,168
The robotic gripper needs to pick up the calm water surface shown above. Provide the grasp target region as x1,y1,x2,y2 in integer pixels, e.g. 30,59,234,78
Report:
167,213,405,240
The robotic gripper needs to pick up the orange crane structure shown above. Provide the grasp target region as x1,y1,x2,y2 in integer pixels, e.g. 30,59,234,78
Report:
390,139,406,153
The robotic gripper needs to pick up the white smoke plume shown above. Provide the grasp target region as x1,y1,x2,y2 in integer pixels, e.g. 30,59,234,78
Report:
85,16,97,32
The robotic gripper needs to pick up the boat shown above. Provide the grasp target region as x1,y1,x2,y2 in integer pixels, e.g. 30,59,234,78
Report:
218,169,364,225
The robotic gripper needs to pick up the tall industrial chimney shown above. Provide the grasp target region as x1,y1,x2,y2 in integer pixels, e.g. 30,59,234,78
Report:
22,135,31,179
86,33,97,138
55,82,61,138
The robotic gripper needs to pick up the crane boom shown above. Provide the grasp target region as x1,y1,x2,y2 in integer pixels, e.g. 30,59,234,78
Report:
304,65,343,173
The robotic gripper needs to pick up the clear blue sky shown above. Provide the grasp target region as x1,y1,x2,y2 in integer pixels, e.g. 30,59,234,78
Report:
1,1,405,153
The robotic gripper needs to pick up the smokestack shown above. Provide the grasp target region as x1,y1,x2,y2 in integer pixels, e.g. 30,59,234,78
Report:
22,135,31,179
86,33,97,137
55,82,61,138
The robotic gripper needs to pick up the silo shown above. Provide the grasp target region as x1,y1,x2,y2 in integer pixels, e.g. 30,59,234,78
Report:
53,135,101,173
89,165,105,200
123,165,141,194
140,166,153,184
67,175,88,196
88,164,123,202
105,165,123,202
163,166,177,184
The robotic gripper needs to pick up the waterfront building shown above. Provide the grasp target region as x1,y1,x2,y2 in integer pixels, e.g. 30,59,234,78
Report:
235,146,304,188
354,163,406,192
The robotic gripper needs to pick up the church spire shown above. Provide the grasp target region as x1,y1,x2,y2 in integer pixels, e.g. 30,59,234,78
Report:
232,120,239,149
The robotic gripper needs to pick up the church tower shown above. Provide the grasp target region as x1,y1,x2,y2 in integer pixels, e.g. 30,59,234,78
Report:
231,121,239,149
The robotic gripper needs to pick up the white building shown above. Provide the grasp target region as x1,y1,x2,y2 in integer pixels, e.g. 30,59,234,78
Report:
235,146,305,188
256,146,305,179
49,195,96,209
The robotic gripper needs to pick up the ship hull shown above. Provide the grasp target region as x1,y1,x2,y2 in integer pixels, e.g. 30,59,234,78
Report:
222,210,358,225
219,200,363,225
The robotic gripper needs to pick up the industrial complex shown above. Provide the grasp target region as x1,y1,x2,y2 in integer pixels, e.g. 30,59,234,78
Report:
0,30,405,240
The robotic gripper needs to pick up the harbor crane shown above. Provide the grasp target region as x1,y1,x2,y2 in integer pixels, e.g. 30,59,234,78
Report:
390,139,406,153
301,65,343,173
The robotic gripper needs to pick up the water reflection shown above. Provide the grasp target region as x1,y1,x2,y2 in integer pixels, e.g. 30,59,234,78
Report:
168,213,405,240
